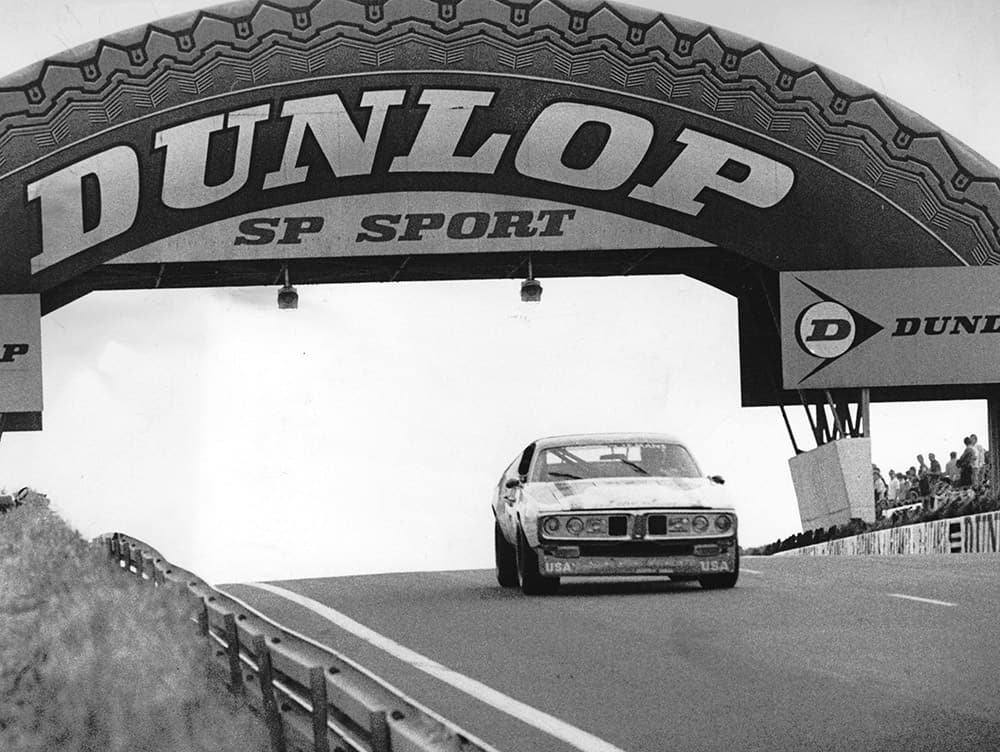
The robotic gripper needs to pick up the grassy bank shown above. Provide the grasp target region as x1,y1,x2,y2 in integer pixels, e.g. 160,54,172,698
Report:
0,491,269,752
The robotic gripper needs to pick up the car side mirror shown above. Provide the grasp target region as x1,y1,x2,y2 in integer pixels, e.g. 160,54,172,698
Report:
505,478,522,489
709,475,725,485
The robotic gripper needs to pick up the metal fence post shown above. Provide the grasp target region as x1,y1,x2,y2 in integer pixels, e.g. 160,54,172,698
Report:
370,710,391,752
252,634,286,752
222,613,244,693
309,666,330,752
197,598,209,636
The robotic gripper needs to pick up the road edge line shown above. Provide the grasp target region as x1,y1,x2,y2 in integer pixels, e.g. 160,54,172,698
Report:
247,581,629,752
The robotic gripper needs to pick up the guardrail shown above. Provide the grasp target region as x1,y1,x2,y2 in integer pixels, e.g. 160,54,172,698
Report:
105,533,497,752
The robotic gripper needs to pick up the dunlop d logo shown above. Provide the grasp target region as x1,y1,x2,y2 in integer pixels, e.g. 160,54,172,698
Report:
791,278,883,381
796,301,856,359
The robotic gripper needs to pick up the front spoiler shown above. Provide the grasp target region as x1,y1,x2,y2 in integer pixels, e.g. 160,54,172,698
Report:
536,550,736,577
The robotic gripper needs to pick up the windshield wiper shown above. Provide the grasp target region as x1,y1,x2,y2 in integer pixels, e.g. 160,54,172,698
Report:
615,458,649,475
548,471,583,480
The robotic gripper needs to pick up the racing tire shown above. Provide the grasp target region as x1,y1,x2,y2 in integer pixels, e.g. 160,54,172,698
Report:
698,547,740,590
516,526,559,595
495,520,519,588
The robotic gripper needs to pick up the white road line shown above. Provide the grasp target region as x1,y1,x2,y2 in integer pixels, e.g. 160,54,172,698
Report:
887,593,957,607
248,582,628,752
742,568,763,575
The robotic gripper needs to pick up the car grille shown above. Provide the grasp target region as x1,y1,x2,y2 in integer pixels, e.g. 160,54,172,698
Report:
537,510,735,541
647,514,667,535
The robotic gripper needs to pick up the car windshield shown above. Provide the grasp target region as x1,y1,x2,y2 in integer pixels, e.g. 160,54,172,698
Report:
533,442,701,481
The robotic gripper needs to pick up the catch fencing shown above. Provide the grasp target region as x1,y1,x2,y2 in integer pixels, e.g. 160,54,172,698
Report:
105,533,496,752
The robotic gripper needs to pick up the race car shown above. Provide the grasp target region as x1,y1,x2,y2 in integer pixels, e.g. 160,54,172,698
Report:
491,433,738,594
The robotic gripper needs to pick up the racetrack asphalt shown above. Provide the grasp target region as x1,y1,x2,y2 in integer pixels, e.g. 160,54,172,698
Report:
222,553,1000,752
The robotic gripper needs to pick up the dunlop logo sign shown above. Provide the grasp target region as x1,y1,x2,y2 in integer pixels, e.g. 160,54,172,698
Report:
781,268,1000,389
22,88,793,277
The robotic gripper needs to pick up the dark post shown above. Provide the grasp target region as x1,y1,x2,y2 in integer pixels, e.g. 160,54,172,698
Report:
222,613,244,693
988,392,1000,500
252,634,286,752
197,598,209,636
309,666,330,752
860,388,870,438
370,710,391,752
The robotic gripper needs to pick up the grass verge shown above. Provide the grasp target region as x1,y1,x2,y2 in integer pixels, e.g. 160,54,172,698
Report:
0,491,270,752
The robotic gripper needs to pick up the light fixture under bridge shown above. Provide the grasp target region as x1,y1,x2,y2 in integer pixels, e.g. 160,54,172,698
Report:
520,257,542,303
277,263,298,310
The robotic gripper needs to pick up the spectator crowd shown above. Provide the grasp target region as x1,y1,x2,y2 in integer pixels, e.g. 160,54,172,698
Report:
872,433,987,519
751,433,996,556
745,433,994,556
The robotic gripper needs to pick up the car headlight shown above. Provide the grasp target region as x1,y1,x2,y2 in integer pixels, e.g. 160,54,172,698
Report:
586,517,607,534
542,517,561,535
566,517,585,535
668,516,691,533
692,515,709,532
714,514,732,531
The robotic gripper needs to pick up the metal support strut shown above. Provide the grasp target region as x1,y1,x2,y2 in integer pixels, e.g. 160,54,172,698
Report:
801,388,871,448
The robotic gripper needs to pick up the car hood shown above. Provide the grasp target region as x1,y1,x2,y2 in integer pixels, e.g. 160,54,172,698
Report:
523,477,731,512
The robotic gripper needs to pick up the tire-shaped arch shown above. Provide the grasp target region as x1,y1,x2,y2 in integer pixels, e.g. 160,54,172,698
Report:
0,0,997,410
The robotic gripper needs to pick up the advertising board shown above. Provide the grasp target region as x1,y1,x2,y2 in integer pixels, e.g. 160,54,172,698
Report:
0,0,994,301
0,295,42,416
782,510,1000,556
1,0,999,413
781,268,1000,389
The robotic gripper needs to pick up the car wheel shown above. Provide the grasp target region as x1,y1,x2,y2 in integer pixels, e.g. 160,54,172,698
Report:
495,520,519,587
516,525,559,595
698,547,739,590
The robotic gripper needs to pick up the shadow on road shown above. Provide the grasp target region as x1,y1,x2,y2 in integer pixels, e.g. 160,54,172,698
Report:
475,577,721,598
551,577,706,596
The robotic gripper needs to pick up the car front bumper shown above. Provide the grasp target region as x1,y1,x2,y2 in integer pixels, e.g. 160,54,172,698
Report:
536,546,736,577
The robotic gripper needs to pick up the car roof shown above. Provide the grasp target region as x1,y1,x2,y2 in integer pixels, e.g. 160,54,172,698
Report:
532,433,688,450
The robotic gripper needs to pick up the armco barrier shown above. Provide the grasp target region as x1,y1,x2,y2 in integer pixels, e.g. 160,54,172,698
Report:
777,510,1000,556
104,533,497,752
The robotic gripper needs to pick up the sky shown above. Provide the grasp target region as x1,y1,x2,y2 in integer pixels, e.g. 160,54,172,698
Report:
0,0,996,583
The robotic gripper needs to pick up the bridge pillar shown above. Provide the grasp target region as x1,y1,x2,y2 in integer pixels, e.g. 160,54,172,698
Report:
783,388,875,531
